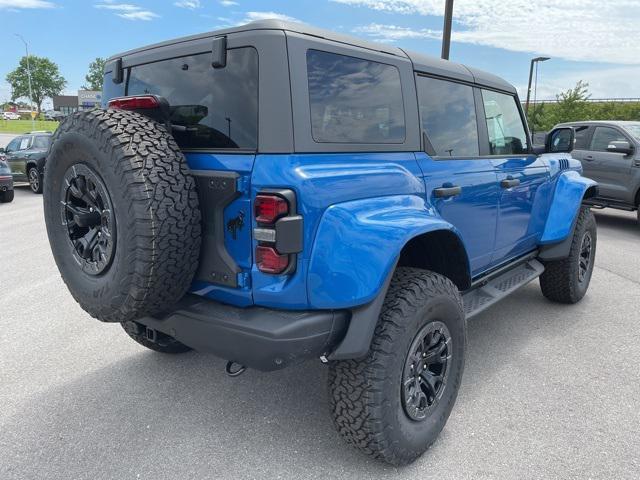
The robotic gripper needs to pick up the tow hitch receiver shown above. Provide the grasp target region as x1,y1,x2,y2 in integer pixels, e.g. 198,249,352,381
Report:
225,361,247,377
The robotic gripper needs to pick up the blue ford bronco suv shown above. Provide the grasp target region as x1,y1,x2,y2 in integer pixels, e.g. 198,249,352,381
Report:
43,21,598,465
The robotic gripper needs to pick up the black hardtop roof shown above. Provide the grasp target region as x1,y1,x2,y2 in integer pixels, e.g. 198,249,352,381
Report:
108,19,516,94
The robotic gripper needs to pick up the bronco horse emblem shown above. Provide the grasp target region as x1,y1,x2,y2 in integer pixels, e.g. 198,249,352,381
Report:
226,211,245,240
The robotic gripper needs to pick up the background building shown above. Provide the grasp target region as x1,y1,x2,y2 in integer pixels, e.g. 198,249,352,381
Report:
53,90,102,115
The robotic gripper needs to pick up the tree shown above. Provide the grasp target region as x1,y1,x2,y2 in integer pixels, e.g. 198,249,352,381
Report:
83,57,106,91
6,55,66,114
552,80,591,125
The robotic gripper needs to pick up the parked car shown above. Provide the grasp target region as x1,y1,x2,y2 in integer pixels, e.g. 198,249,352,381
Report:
43,20,598,466
3,132,52,193
44,110,66,121
2,111,21,120
0,159,14,203
557,121,640,224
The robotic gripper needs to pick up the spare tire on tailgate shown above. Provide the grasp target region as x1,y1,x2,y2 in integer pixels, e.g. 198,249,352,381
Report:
44,109,201,322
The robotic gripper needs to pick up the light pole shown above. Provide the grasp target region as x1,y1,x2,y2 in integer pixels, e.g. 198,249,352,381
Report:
15,33,36,130
525,56,550,115
441,0,454,60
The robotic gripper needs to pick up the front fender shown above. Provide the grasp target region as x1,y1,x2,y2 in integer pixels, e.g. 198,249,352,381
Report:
307,194,463,309
540,170,598,245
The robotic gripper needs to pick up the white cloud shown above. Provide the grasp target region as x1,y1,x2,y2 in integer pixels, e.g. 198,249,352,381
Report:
220,0,238,5
243,11,299,22
174,0,200,9
333,0,640,65
94,2,158,20
118,10,158,20
519,66,640,101
0,0,54,8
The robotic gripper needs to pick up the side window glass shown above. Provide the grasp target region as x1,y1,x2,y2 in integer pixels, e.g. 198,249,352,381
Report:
19,137,31,150
573,126,590,150
416,75,479,156
589,127,627,152
306,50,405,144
482,90,529,155
5,138,21,152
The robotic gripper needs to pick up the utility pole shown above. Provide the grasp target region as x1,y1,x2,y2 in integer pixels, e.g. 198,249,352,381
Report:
441,0,454,60
525,56,550,115
15,34,36,130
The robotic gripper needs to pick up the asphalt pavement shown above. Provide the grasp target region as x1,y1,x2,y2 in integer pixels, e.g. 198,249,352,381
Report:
1,187,639,480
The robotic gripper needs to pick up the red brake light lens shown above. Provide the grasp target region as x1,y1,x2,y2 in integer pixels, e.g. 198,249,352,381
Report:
254,194,289,224
108,96,159,110
256,246,289,274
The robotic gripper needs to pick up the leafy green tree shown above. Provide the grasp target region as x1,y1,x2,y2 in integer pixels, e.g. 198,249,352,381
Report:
83,57,106,91
5,55,66,114
552,80,591,125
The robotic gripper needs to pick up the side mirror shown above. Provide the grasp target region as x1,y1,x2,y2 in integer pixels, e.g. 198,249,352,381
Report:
546,127,574,154
607,140,634,155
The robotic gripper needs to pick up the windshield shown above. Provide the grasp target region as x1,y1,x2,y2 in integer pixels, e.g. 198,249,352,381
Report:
623,123,640,141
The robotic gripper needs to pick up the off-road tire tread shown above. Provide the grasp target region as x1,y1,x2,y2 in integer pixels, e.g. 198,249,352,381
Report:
46,109,201,322
539,207,596,304
328,267,464,466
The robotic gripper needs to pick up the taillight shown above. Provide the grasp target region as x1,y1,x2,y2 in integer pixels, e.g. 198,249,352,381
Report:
254,194,288,224
253,190,303,275
256,246,289,274
108,95,159,110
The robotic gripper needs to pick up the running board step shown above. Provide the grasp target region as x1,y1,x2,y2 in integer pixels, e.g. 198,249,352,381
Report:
463,259,545,319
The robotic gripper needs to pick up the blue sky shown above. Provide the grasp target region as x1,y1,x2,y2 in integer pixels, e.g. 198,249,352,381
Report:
1,0,639,109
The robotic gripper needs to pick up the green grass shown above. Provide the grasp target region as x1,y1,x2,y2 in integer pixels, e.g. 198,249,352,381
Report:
0,119,59,134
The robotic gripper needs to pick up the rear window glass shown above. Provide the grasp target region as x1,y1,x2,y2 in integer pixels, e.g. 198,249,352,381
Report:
306,50,405,144
416,75,479,157
32,136,51,149
127,47,258,150
573,126,591,150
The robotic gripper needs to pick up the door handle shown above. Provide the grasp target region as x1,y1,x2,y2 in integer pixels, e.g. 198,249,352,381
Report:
501,178,520,188
584,155,595,161
634,159,640,167
433,185,462,198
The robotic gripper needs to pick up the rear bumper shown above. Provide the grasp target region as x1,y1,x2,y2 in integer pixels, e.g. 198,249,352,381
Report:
133,295,349,371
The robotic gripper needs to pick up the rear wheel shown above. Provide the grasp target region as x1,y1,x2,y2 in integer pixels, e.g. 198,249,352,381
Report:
28,167,42,194
43,109,201,322
539,207,596,304
0,190,14,203
328,268,466,466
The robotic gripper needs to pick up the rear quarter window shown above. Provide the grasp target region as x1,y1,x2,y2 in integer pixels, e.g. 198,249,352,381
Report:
126,47,258,150
306,50,405,144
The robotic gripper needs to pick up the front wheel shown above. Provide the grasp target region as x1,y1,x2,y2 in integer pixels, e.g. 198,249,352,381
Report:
28,167,42,194
539,207,597,304
328,268,466,466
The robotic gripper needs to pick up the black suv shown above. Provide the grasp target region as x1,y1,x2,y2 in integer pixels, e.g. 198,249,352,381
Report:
3,132,52,194
557,121,640,223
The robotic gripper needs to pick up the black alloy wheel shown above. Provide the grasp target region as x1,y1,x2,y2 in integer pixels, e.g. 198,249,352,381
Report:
60,164,116,276
578,231,593,283
402,321,452,421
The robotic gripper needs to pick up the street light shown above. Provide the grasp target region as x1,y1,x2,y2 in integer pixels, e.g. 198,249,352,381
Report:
525,56,550,115
441,0,454,60
14,33,36,130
